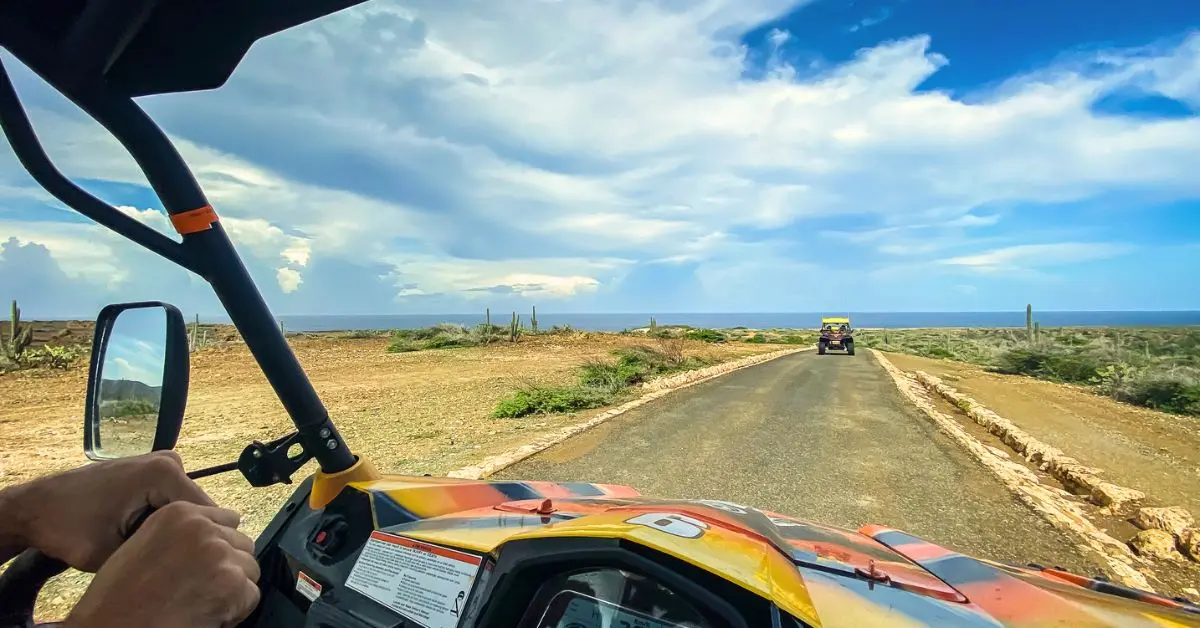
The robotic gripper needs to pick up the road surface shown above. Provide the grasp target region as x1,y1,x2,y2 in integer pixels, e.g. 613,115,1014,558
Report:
496,351,1105,573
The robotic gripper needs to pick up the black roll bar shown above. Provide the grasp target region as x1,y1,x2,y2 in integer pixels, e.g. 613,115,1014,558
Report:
0,48,355,473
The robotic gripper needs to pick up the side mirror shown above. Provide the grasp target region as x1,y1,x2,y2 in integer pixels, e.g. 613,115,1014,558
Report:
84,302,189,460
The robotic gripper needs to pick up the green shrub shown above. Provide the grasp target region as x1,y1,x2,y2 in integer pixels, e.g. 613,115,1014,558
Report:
684,328,726,343
386,337,421,353
491,385,613,418
781,333,818,345
616,344,676,368
578,359,644,391
744,335,767,344
919,344,954,360
993,346,1105,383
423,333,478,349
340,329,389,339
24,344,86,370
1115,368,1200,415
1091,363,1140,399
101,398,159,419
387,323,488,352
491,343,712,418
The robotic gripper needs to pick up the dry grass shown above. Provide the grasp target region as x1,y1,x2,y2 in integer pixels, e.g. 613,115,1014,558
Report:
0,332,776,619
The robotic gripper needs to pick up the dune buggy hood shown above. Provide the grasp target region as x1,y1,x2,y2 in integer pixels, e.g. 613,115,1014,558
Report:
342,476,1200,627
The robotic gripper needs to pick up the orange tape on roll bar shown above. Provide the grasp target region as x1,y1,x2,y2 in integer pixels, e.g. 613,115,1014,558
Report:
170,205,219,235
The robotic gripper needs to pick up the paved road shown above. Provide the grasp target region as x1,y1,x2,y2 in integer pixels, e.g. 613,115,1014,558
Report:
497,351,1105,573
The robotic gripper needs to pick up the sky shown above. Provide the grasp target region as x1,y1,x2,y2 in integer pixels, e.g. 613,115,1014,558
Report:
1,0,1198,318
103,307,168,387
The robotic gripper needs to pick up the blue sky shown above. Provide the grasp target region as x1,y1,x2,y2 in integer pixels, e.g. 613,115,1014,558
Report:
103,307,168,387
1,0,1198,318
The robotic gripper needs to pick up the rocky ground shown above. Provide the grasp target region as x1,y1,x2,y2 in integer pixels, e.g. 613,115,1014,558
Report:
883,351,1200,597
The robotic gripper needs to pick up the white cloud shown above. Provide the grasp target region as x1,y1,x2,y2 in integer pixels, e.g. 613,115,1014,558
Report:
379,253,620,300
276,267,303,293
940,242,1135,273
1,9,1198,313
0,220,120,282
112,357,155,382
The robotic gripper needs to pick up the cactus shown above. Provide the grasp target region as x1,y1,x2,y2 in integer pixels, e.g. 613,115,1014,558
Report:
1025,304,1033,343
485,308,492,344
6,299,32,361
1033,321,1040,344
509,312,520,342
190,314,199,352
531,306,538,334
649,316,658,333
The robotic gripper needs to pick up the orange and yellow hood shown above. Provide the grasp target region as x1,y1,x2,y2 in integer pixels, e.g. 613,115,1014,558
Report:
338,474,1199,627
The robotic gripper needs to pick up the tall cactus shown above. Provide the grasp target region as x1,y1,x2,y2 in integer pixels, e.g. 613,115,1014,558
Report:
485,307,492,344
6,299,32,360
1033,321,1041,344
649,316,658,334
509,312,520,342
1025,304,1033,343
531,306,538,333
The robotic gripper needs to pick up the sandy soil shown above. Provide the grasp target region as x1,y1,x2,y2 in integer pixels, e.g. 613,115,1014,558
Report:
0,332,776,619
0,319,94,349
882,352,1200,524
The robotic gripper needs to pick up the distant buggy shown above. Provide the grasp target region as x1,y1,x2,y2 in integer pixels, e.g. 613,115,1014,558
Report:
818,317,855,355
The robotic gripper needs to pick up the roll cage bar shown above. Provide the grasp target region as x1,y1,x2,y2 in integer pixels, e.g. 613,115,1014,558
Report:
0,0,369,474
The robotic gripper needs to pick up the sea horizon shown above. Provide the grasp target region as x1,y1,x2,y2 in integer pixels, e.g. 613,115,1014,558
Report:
29,310,1200,331
212,311,1200,332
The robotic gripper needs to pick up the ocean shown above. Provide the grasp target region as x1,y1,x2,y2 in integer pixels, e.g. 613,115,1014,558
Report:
237,311,1200,333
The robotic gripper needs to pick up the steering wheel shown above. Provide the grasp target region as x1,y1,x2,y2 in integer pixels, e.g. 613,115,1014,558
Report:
0,508,160,628
0,549,68,628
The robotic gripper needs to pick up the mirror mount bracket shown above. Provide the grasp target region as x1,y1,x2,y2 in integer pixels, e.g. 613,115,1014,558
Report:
238,432,313,487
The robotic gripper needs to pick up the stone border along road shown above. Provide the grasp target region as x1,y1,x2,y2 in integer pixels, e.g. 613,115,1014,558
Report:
912,370,1146,514
447,343,1164,591
911,369,1200,566
448,345,814,480
870,349,1157,592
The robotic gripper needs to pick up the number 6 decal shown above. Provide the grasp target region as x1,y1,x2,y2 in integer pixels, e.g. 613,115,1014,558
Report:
626,513,709,539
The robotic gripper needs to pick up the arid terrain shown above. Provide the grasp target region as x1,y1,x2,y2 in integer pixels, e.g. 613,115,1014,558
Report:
884,352,1200,524
2,321,1199,618
0,329,777,618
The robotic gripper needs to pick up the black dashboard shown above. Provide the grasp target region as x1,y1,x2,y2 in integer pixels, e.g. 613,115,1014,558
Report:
240,478,807,628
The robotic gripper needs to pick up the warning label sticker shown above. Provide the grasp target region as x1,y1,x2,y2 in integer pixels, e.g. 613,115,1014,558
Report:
295,571,322,602
345,531,482,628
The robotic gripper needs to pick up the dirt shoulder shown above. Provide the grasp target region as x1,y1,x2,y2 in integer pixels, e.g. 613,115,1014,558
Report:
882,352,1200,525
0,332,778,619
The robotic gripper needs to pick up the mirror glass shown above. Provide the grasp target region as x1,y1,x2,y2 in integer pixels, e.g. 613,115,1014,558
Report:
94,307,168,458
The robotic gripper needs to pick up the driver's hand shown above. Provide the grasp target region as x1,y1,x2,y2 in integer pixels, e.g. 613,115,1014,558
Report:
65,501,261,628
12,451,215,572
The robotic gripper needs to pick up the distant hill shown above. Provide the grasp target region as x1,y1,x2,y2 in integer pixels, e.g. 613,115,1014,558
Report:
100,378,161,402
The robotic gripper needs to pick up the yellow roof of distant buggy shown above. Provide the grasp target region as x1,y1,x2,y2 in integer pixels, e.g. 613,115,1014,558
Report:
821,317,851,324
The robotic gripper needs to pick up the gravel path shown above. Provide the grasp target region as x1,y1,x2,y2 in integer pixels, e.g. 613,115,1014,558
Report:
497,351,1106,573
